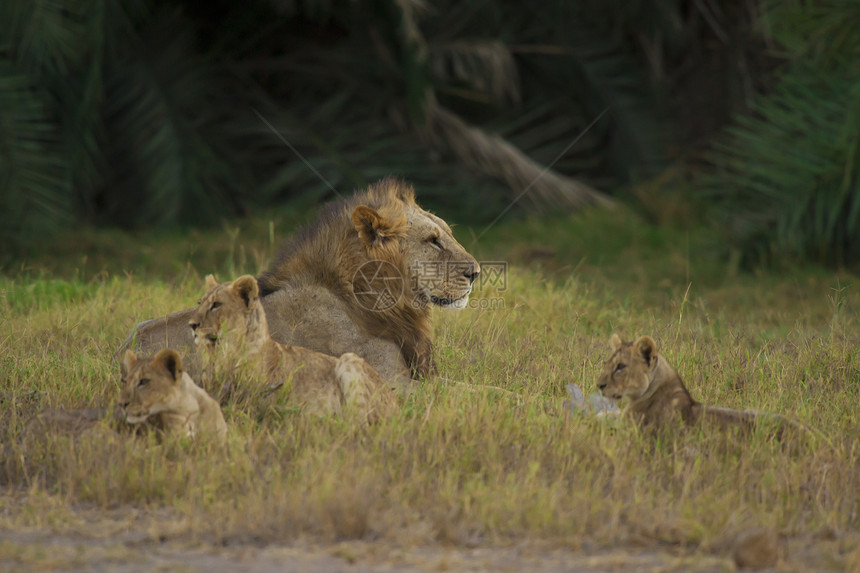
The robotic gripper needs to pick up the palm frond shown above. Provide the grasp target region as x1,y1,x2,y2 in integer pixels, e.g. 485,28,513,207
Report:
0,63,71,254
102,8,250,226
430,41,520,105
765,0,860,67
2,0,95,74
707,66,860,264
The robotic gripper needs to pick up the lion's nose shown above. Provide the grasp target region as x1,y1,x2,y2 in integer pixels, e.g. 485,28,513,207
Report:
464,264,480,284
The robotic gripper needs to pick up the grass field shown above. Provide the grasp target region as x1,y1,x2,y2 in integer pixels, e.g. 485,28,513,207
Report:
1,205,858,571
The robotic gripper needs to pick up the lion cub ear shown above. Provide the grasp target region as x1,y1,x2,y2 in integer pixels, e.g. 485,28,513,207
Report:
633,336,658,367
154,349,183,383
231,275,259,307
205,274,219,291
352,205,405,247
121,349,138,377
609,333,623,351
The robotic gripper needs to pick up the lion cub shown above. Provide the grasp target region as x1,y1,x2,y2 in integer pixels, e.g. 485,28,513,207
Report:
597,334,799,437
188,275,397,423
119,348,227,442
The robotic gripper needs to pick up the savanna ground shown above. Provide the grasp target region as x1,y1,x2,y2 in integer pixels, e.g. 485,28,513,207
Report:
1,205,859,572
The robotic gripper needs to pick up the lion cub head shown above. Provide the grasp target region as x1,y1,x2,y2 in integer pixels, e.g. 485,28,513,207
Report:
597,334,659,403
118,349,186,424
188,275,264,347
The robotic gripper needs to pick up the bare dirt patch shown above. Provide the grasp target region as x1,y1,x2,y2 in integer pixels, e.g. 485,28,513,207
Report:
0,502,851,572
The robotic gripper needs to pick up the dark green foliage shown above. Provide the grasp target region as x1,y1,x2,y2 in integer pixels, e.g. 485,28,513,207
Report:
0,63,72,247
0,0,257,252
0,0,777,259
708,0,860,266
100,8,250,227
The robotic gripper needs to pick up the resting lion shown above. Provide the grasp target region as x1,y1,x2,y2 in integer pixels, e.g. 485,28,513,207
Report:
190,274,397,423
119,348,227,442
119,177,480,388
23,407,119,441
597,334,802,438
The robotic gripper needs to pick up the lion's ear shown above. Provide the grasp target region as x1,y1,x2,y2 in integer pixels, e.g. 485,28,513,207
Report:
231,275,259,307
633,336,657,367
352,205,405,247
609,333,623,351
205,274,219,291
121,349,137,377
154,349,183,383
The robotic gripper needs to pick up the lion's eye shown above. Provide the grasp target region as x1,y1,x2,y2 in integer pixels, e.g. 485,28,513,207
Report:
211,301,221,311
138,378,150,387
614,364,626,372
428,236,442,248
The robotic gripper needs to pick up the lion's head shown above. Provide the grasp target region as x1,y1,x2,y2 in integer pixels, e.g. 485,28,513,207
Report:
118,349,187,424
597,334,659,402
259,177,480,311
350,200,480,311
188,275,264,348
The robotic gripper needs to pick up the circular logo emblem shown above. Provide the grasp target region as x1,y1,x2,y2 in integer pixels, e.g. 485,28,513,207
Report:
352,260,404,311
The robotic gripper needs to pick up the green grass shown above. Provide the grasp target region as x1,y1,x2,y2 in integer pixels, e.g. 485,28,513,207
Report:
0,205,858,568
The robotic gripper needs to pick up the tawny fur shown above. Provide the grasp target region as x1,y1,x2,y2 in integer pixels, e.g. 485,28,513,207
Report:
118,178,479,386
119,349,227,442
188,275,398,424
23,407,121,441
597,334,800,438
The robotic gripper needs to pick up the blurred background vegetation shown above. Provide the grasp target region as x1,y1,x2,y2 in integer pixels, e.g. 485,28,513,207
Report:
1,0,857,268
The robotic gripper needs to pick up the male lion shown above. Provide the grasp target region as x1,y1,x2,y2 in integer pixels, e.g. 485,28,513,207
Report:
120,178,480,388
597,334,802,438
189,274,397,423
119,348,227,442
